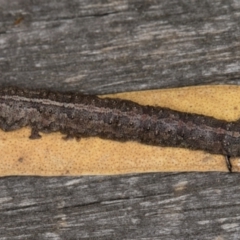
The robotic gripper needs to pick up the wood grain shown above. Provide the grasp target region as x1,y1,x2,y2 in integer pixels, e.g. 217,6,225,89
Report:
0,173,240,239
0,0,240,94
1,0,240,239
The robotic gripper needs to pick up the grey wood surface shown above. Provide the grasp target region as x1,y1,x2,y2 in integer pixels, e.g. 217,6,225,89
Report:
1,0,240,239
1,0,240,94
0,173,240,240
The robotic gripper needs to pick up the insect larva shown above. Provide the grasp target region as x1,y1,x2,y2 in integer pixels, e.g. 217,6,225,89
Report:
0,86,239,164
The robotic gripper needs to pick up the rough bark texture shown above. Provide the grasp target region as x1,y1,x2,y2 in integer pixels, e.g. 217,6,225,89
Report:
1,0,240,239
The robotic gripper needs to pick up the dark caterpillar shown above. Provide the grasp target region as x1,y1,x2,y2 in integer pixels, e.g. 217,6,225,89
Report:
0,87,239,161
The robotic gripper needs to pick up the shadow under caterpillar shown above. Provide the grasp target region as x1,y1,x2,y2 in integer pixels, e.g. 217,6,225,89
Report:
0,87,238,171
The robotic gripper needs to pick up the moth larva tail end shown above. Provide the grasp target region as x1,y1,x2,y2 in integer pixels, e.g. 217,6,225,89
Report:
225,155,232,173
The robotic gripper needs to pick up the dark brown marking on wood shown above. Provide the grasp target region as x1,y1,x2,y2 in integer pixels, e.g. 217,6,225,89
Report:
14,16,24,26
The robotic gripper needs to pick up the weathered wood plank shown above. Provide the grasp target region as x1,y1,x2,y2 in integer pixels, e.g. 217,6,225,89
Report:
0,0,240,94
0,173,239,239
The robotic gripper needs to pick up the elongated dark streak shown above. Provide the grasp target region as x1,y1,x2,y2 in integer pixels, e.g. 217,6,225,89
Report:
0,87,240,165
225,156,232,173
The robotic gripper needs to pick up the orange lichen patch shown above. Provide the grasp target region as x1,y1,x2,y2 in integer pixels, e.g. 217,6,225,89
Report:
0,85,240,176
